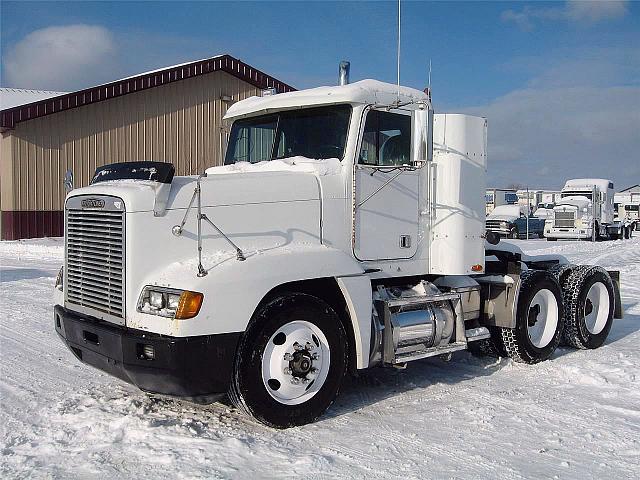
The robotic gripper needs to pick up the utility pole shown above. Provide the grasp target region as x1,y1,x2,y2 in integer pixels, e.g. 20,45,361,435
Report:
526,186,530,240
592,185,597,242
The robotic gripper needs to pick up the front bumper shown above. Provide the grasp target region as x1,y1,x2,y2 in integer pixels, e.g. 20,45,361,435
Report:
486,227,512,237
54,305,241,401
545,227,591,239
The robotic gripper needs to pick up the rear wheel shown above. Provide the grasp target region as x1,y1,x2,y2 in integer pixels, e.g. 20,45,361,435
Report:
562,266,614,349
501,270,564,364
229,293,348,428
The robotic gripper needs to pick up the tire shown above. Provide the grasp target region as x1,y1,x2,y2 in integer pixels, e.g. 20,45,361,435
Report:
548,263,576,346
561,266,615,350
229,293,348,428
548,263,576,288
547,237,557,241
501,270,564,364
538,231,545,239
509,227,519,239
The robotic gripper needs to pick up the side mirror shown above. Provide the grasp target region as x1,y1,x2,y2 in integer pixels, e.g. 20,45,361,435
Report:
63,170,74,193
411,107,433,166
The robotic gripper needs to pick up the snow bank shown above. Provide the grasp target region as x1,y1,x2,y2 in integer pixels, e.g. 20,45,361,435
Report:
206,156,342,176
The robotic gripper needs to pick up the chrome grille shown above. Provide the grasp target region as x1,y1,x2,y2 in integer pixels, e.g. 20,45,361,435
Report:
65,200,125,320
554,211,575,228
485,219,506,230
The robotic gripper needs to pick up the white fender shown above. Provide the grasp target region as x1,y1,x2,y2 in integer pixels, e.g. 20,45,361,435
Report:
126,245,370,347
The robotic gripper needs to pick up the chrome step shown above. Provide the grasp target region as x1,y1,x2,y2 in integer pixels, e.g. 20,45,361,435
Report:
465,327,491,342
394,341,468,364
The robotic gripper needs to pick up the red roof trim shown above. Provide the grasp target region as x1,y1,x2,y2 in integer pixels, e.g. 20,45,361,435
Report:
0,54,295,129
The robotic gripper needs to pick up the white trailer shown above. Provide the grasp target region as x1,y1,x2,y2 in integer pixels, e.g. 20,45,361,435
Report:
545,179,629,241
486,188,518,215
53,79,622,427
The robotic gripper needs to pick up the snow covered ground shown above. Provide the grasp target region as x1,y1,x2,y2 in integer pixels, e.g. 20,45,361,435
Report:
1,237,639,479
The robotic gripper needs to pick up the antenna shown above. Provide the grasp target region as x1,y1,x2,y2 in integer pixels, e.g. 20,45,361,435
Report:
428,59,432,101
397,0,401,102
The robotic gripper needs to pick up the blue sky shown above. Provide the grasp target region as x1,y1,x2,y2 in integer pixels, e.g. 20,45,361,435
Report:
1,1,638,189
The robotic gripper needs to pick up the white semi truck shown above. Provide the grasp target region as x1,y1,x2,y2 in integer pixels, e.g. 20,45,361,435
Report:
54,80,622,427
545,179,629,241
614,192,639,238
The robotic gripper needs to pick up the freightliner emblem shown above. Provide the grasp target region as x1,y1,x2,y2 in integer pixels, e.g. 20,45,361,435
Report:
81,198,105,209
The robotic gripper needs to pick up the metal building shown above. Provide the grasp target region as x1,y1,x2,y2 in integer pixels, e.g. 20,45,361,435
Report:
0,54,294,240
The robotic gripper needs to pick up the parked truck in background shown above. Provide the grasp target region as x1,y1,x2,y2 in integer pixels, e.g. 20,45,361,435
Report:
614,192,639,239
53,79,622,428
485,204,545,239
545,179,630,241
486,188,518,215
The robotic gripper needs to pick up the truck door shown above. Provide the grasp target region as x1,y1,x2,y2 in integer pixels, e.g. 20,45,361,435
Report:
354,108,420,261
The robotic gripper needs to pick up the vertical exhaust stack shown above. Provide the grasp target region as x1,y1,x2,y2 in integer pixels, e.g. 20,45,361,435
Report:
339,61,350,86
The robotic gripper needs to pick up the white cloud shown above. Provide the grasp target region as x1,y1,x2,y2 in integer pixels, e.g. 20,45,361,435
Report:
2,25,119,91
566,0,629,23
461,47,640,190
502,1,629,31
463,85,640,189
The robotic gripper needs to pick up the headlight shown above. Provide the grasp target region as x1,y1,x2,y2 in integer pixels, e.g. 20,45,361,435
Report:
575,219,583,227
55,266,63,291
500,221,508,227
138,286,204,319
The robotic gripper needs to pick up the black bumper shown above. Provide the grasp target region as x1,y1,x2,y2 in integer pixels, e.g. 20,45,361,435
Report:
54,305,241,401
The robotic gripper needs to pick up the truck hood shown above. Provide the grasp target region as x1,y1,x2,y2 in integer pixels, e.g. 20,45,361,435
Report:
67,170,322,213
487,205,524,222
486,214,518,222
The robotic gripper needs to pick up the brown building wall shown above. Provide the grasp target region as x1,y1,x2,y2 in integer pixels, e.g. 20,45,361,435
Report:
1,70,262,240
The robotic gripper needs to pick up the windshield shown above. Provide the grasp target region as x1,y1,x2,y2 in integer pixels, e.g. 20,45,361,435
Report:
225,105,351,164
562,190,592,200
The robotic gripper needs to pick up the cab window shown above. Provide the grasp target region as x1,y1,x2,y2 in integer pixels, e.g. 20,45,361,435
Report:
359,110,411,166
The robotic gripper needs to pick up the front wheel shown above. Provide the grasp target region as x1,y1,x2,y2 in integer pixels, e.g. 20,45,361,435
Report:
501,270,564,364
229,293,348,428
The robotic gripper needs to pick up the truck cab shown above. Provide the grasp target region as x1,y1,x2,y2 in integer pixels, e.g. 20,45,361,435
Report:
545,179,614,241
53,80,622,427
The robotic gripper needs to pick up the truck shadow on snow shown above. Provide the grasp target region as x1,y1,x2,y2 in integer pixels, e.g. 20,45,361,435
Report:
62,310,639,432
325,310,640,421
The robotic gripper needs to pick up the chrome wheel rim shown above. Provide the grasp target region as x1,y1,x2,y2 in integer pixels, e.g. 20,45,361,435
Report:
584,282,609,334
527,288,559,348
261,320,331,405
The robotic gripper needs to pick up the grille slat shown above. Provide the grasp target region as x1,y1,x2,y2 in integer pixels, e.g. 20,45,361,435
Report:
65,199,125,320
554,211,575,228
485,219,505,229
68,252,123,266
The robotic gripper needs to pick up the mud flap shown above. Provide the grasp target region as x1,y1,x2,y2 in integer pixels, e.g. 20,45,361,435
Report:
607,270,623,319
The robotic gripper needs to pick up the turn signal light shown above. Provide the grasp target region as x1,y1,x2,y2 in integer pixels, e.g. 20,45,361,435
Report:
471,264,483,272
175,291,204,319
